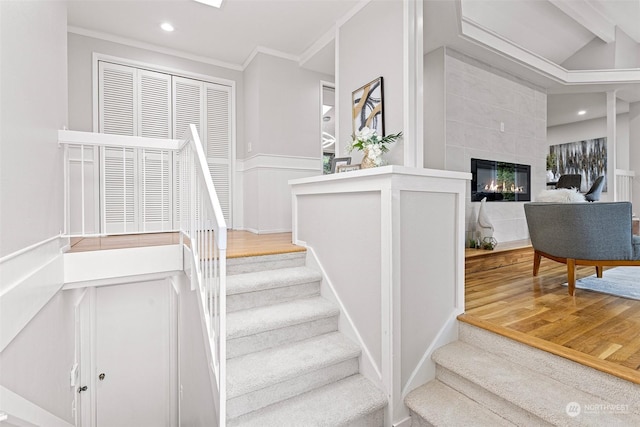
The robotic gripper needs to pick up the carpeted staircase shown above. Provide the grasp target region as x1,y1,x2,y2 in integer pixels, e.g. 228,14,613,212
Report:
225,252,386,427
406,322,640,426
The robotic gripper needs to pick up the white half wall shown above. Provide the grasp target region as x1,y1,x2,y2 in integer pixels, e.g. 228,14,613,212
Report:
0,1,68,257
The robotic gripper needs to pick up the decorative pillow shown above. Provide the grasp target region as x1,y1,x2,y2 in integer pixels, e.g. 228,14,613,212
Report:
536,188,586,203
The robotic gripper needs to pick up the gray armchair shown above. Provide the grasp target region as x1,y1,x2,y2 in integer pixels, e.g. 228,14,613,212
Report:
524,202,640,295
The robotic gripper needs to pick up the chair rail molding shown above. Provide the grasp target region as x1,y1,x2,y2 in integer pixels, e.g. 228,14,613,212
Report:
0,235,67,352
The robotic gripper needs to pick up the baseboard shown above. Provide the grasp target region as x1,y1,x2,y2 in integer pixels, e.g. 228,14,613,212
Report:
0,235,66,352
304,246,384,390
237,227,292,235
0,385,74,427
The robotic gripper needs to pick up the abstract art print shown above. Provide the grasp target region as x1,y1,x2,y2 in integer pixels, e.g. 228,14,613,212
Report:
550,137,607,192
352,77,384,136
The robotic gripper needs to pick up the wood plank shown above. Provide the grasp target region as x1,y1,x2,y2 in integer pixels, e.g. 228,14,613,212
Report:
465,246,640,384
68,231,305,259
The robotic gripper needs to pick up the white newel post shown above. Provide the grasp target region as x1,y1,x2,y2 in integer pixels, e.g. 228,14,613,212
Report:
290,166,470,426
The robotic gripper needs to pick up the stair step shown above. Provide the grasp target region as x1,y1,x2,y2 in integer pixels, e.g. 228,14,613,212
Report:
434,341,640,426
405,380,515,427
227,332,360,419
227,297,339,359
227,252,306,275
226,267,321,312
458,322,640,416
227,374,386,427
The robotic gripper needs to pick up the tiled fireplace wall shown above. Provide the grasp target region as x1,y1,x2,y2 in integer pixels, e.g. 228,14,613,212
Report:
425,48,548,243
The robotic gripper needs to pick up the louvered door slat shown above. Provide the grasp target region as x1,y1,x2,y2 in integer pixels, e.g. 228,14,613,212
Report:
100,63,135,136
139,70,172,139
204,83,232,224
103,147,138,233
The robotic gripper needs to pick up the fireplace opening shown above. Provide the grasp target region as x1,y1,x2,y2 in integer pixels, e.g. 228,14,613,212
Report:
471,158,531,202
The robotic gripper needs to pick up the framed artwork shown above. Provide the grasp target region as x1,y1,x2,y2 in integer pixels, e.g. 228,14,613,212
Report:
352,77,384,136
549,137,607,193
336,164,362,173
330,157,351,173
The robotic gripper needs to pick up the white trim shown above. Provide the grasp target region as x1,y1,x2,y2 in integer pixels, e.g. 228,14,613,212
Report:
238,227,292,235
400,311,461,397
547,0,615,43
299,27,336,68
63,245,183,284
336,0,372,28
0,235,66,352
0,386,74,427
69,26,243,71
393,417,412,427
62,271,182,290
305,247,383,385
237,154,321,173
241,46,299,70
93,53,237,88
459,14,640,86
403,0,423,168
59,129,181,151
0,234,61,265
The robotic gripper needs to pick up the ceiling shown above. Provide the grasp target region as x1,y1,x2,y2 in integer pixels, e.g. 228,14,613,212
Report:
424,0,640,127
67,0,358,68
68,0,640,127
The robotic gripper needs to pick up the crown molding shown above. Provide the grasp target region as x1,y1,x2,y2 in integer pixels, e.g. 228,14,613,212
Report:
241,45,300,70
68,26,244,71
459,16,640,86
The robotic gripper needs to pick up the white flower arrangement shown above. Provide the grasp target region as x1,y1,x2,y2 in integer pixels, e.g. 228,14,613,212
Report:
346,127,403,167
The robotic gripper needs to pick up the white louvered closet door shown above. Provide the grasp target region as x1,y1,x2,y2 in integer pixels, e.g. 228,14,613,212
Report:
172,77,204,227
99,62,172,233
204,83,232,225
99,62,139,233
139,69,172,232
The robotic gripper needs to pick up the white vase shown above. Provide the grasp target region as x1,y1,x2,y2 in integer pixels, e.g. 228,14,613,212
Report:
546,170,555,181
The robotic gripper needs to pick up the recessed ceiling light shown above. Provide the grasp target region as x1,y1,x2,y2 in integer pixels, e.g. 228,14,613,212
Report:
578,110,587,116
193,0,223,8
161,22,174,32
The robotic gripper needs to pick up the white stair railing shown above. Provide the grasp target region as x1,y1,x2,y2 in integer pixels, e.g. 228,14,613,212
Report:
176,124,227,424
59,127,227,424
615,169,635,203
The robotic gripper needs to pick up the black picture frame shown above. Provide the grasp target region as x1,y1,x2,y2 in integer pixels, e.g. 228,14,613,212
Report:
352,77,384,136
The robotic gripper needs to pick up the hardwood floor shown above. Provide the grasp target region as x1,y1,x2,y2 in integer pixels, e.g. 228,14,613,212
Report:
69,230,305,259
464,246,640,384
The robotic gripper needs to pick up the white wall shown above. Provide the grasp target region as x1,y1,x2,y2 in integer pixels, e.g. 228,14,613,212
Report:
547,113,630,201
0,1,68,257
241,53,331,233
0,288,82,424
424,48,547,243
338,0,404,165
